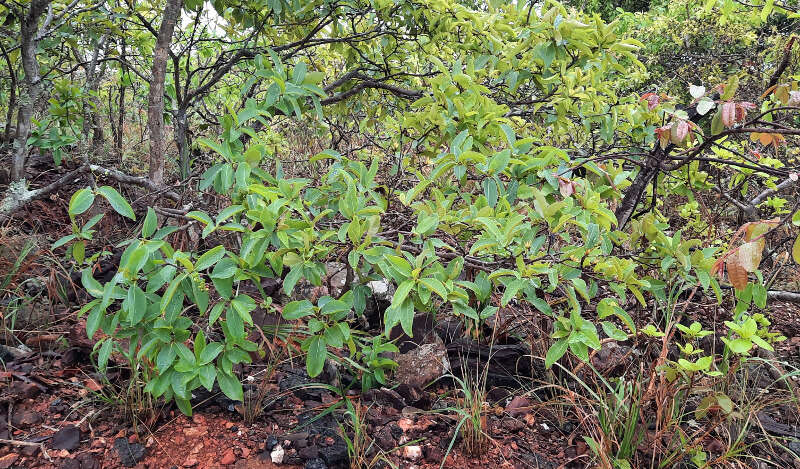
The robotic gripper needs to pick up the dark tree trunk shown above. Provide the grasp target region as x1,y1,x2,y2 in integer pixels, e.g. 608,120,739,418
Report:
0,42,17,145
147,0,182,185
615,98,714,229
11,0,50,181
174,107,190,179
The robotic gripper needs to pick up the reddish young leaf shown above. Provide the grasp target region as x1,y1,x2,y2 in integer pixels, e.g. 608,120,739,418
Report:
735,102,755,123
654,125,671,149
558,178,575,197
672,120,690,144
640,92,660,110
721,101,736,128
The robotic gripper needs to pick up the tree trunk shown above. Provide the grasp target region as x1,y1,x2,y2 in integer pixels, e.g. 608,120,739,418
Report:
75,36,107,158
147,0,182,186
116,83,126,157
0,42,17,146
115,36,127,159
11,0,50,181
615,98,714,229
174,107,190,179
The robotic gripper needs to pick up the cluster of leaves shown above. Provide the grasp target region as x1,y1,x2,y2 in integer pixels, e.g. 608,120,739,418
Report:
49,1,800,436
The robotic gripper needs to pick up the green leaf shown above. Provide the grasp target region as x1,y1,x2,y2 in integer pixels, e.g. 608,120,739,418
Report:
160,273,188,313
307,335,327,377
419,278,447,300
86,304,103,339
72,240,85,264
175,397,192,416
601,321,627,341
415,213,439,235
392,279,414,305
210,258,238,279
216,370,243,401
792,235,800,265
196,246,226,271
187,211,213,226
69,188,95,216
81,269,103,297
157,345,177,371
97,186,135,220
283,299,314,319
283,264,304,295
142,207,157,237
722,337,752,355
199,342,224,364
209,302,225,325
545,338,569,368
231,294,256,325
52,234,77,250
97,339,112,373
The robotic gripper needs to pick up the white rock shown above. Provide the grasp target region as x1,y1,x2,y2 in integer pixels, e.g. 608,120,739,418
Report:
402,445,422,461
270,444,284,464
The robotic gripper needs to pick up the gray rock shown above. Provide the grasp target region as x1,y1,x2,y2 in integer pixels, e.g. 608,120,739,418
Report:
51,425,81,451
368,279,394,302
393,334,449,389
113,438,146,467
304,458,327,469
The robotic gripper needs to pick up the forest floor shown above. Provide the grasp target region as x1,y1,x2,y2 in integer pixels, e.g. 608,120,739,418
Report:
4,172,800,469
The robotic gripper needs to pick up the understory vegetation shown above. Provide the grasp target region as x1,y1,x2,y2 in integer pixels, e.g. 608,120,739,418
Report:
2,0,800,467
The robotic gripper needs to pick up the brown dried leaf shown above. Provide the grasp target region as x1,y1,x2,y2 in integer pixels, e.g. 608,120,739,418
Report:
726,251,748,291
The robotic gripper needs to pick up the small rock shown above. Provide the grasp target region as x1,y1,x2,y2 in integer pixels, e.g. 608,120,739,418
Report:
60,457,81,469
0,344,31,362
9,381,41,399
298,446,319,460
424,446,444,463
77,452,100,469
271,444,285,464
0,454,18,469
397,418,414,433
51,425,81,451
304,458,327,469
501,417,525,433
183,426,205,437
11,409,43,426
374,427,397,450
393,335,449,389
220,449,236,465
363,387,406,410
403,445,423,461
114,437,146,467
21,444,39,456
505,396,531,417
182,456,198,467
367,279,394,301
